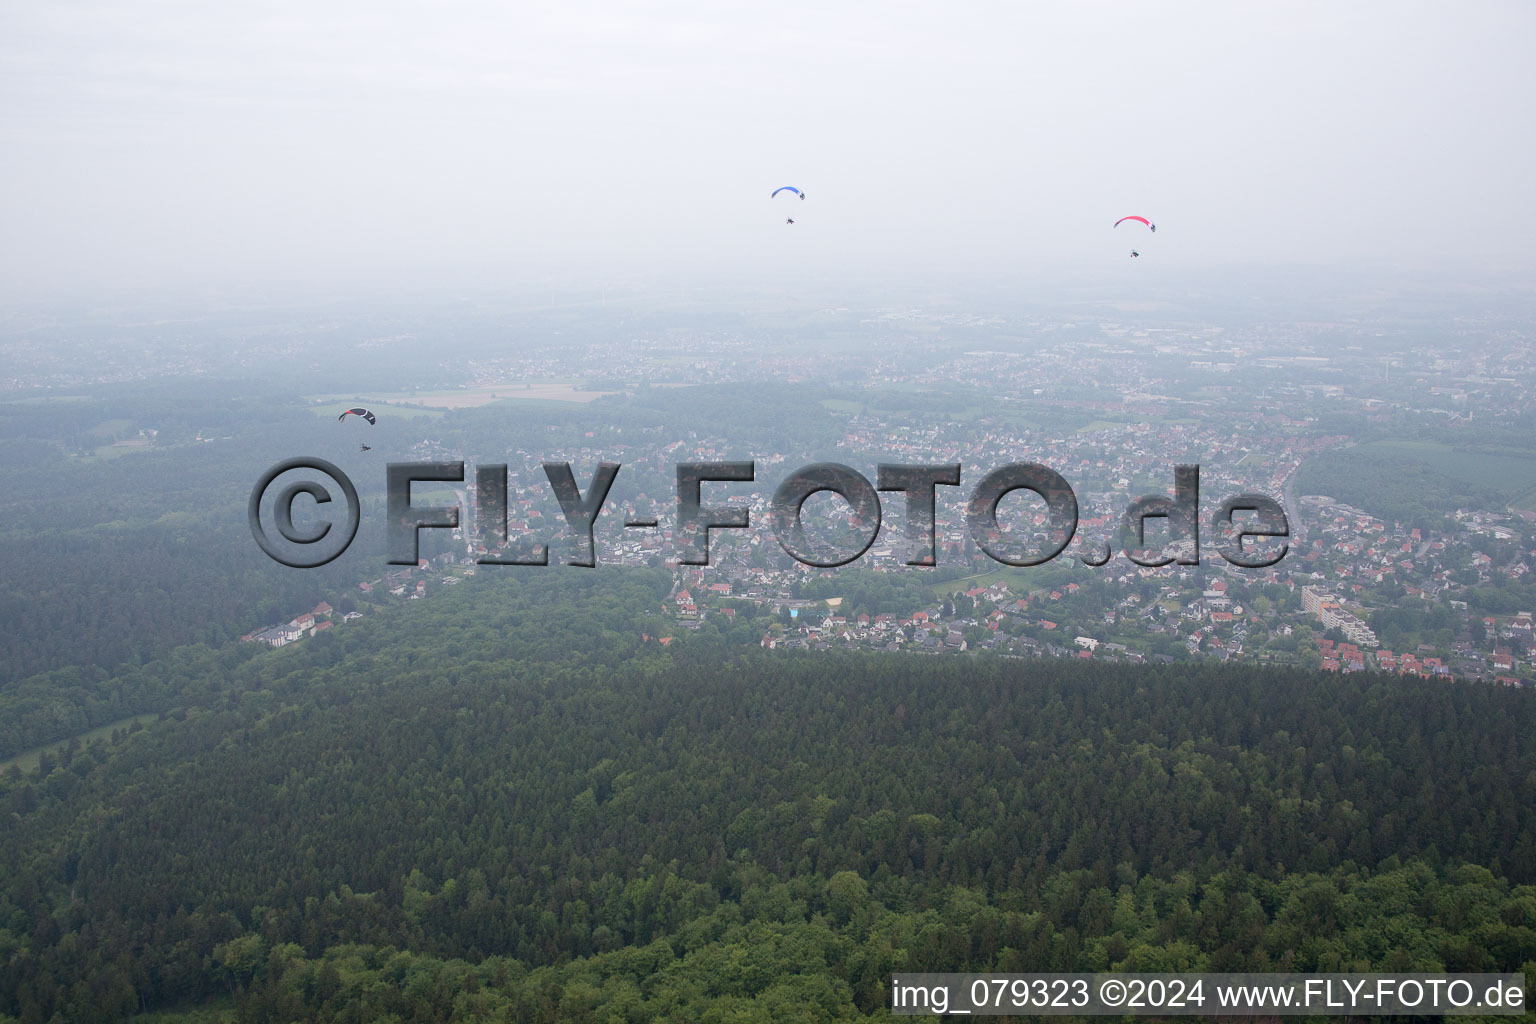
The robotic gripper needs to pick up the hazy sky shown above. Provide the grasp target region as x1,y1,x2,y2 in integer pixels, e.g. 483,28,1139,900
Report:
2,0,1533,297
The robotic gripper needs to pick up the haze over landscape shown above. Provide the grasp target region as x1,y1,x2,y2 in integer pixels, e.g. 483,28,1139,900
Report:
3,0,1535,296
3,3,1536,1023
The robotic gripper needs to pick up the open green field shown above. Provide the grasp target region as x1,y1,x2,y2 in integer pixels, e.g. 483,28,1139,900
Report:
312,378,618,411
87,417,135,438
980,410,1057,431
936,405,989,421
0,394,92,405
928,560,1082,599
930,569,1016,596
819,398,864,414
94,443,144,456
77,441,152,461
312,401,445,421
1,712,161,775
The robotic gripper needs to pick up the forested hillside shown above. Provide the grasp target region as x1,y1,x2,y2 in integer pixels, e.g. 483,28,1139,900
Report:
1,573,1534,1022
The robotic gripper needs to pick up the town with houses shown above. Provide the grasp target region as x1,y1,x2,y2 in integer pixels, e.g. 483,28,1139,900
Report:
242,487,1536,687
230,295,1536,690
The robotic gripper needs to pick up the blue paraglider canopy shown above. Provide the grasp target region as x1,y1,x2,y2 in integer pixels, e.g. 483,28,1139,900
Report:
771,186,804,199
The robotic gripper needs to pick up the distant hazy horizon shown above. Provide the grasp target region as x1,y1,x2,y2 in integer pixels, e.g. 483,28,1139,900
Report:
3,0,1533,300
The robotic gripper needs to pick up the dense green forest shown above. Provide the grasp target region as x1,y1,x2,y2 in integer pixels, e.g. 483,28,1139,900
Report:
1295,441,1536,531
1,572,1533,1022
0,381,852,759
0,388,380,691
5,380,1536,1022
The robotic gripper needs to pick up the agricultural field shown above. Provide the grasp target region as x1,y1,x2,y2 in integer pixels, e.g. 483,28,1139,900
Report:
311,379,618,412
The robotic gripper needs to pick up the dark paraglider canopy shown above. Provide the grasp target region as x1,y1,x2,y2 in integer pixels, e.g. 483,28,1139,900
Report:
338,408,376,425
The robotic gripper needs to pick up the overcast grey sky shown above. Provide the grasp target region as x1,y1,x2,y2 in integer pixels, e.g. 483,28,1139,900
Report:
2,0,1533,297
